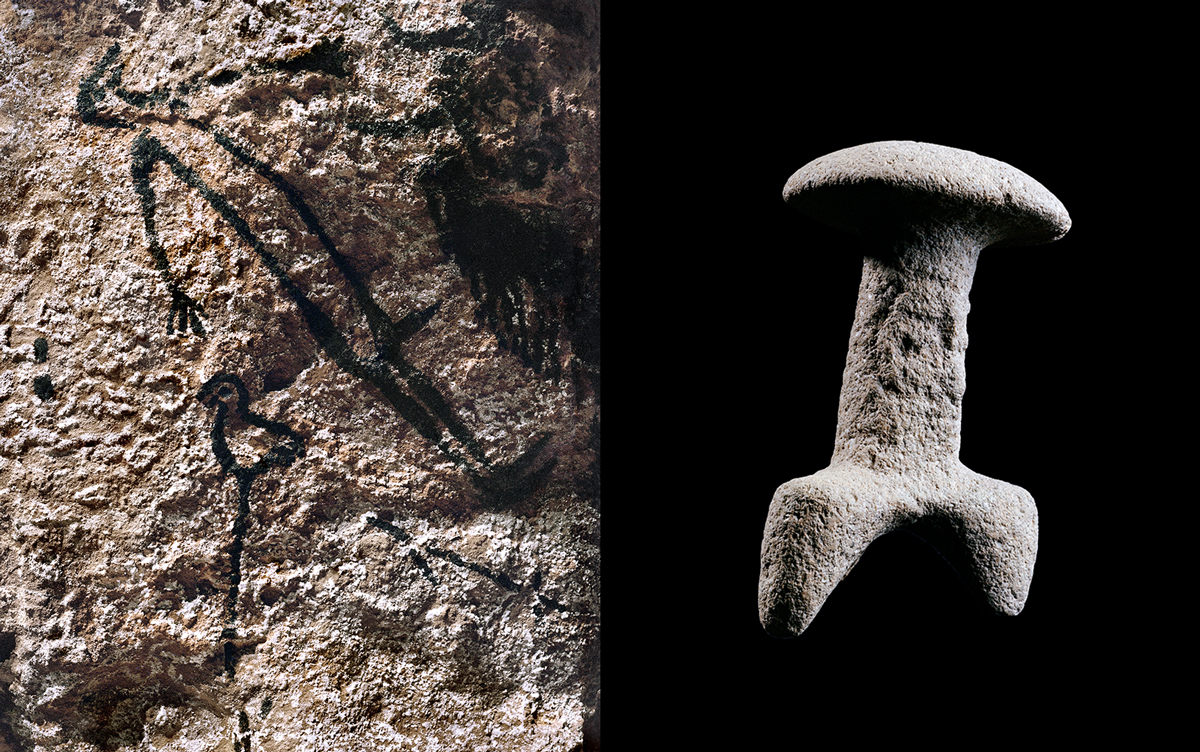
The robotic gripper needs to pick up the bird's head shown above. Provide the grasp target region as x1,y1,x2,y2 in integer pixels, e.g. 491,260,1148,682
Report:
198,373,249,416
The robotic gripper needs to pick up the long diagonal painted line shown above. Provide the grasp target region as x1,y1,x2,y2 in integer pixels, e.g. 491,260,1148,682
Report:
130,129,486,474
192,121,489,467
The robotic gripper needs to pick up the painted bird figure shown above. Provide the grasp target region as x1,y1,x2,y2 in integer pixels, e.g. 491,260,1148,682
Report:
198,373,304,499
197,372,304,677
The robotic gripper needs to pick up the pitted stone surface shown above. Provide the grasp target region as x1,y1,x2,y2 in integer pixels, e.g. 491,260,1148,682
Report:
0,1,599,749
783,140,1070,247
760,141,1066,638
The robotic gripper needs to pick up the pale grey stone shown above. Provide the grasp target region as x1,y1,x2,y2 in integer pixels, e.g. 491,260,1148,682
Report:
759,141,1069,638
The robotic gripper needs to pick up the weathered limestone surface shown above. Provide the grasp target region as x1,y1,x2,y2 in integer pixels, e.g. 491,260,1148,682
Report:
0,1,599,749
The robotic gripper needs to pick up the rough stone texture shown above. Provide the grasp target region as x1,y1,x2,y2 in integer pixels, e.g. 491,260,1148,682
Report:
781,140,1070,248
0,1,599,749
759,141,1066,638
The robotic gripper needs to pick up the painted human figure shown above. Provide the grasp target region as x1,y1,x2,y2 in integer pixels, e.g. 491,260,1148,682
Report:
76,33,556,505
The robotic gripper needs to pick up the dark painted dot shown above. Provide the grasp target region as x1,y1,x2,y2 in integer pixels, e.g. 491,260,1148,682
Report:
34,337,48,363
210,69,242,87
33,375,54,401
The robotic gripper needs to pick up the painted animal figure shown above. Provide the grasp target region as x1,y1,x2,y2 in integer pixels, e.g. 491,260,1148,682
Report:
77,40,555,506
197,373,303,676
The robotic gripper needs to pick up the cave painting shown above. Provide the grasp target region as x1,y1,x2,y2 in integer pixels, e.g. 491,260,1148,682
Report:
74,13,583,691
197,373,304,678
77,39,555,504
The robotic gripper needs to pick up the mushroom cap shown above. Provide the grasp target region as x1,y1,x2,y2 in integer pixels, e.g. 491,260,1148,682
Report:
783,141,1071,248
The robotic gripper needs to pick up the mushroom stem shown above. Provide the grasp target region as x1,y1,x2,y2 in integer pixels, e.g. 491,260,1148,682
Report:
832,230,980,474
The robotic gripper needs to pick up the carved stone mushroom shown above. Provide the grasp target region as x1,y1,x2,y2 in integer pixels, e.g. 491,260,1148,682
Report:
759,141,1070,637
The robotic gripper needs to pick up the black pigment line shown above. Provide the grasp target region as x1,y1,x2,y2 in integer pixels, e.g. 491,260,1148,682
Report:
365,515,411,542
80,27,557,506
379,7,507,54
199,374,304,678
130,128,477,468
347,108,449,139
370,7,510,173
31,336,55,401
536,593,570,614
362,515,584,617
193,121,490,468
130,131,208,335
76,43,132,130
424,543,518,592
210,70,242,87
366,515,524,593
235,708,252,752
32,375,54,401
268,36,350,78
365,516,438,585
382,12,475,52
409,549,439,586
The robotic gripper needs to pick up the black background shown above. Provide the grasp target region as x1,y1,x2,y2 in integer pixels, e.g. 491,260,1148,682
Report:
644,18,1186,740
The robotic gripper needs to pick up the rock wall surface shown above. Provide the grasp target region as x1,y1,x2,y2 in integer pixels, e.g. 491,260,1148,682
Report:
0,1,600,749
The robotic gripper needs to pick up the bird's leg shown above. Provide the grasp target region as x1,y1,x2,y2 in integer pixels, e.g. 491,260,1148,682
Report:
167,280,206,336
198,375,306,679
226,472,254,623
223,471,255,679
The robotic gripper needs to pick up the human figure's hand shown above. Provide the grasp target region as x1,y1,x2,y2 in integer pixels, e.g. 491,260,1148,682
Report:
167,282,206,336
